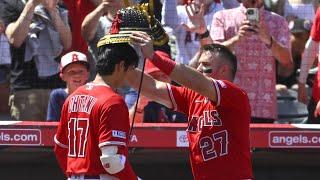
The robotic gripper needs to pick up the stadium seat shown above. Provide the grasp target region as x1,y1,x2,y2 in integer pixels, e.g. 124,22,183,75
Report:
276,99,308,124
277,88,297,101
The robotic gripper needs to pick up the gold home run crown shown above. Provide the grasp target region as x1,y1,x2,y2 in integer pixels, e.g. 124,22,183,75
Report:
97,1,168,47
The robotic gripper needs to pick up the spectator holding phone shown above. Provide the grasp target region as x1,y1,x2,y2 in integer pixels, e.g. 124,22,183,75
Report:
208,0,294,123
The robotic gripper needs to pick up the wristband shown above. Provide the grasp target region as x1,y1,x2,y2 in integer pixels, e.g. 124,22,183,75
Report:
149,51,176,76
199,29,210,39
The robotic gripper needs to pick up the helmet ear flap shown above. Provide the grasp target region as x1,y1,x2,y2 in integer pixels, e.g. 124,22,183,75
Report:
137,2,169,46
150,17,169,46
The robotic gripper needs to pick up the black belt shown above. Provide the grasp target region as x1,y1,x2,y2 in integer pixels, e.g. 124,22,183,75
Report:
84,175,100,179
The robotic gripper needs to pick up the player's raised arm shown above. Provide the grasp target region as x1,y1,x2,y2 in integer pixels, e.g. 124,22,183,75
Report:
130,32,222,103
126,68,173,109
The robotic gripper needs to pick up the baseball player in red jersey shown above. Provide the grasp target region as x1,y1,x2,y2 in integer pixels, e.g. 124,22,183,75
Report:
128,32,253,180
54,43,140,180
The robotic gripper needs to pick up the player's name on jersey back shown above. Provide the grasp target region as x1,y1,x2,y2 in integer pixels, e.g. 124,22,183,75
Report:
68,95,98,114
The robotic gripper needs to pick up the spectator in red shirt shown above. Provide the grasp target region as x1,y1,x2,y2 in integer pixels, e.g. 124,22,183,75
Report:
63,0,100,53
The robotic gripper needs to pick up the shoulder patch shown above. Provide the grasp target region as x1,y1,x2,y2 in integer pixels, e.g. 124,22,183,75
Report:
112,130,126,139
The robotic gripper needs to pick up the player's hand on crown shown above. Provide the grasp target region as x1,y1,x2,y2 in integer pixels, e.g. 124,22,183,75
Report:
130,31,154,59
182,2,207,35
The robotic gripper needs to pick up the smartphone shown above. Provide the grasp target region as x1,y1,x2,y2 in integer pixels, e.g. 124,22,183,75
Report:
246,8,259,24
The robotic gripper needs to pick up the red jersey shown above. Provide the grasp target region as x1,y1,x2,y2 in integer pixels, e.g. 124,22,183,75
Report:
54,83,136,179
311,8,320,42
167,79,252,180
311,7,320,101
63,0,96,53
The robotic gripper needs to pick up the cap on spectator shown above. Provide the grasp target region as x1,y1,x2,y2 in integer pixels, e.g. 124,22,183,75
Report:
145,59,160,74
288,18,312,33
60,51,90,72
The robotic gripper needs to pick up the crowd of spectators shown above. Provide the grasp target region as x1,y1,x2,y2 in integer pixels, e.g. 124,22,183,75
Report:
0,0,319,124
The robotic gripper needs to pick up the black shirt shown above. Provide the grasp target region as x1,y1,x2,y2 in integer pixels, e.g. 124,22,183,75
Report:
0,0,64,92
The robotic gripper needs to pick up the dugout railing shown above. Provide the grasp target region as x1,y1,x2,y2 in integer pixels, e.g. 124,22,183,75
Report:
1,121,320,149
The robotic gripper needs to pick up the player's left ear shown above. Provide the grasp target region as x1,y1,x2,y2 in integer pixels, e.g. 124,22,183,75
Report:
114,61,124,73
219,64,229,77
119,61,126,72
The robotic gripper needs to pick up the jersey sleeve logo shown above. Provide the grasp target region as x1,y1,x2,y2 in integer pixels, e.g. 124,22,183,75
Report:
112,130,127,139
